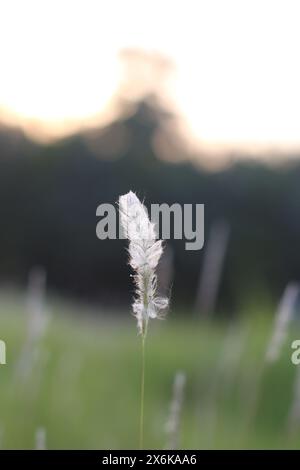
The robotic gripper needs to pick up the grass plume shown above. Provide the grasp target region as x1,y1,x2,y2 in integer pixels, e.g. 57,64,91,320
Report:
119,191,169,448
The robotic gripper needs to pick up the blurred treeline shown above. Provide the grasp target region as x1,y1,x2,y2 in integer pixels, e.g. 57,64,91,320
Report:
0,99,300,313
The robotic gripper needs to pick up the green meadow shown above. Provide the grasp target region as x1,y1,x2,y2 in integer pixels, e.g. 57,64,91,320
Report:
0,291,299,449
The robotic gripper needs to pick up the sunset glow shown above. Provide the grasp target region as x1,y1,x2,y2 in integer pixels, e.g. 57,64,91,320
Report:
1,0,300,152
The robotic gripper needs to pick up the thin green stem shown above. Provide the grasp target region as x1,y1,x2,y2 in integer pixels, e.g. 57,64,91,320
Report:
139,334,146,449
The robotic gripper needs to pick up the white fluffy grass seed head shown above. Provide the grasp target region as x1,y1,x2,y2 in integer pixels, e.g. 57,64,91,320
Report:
119,191,168,336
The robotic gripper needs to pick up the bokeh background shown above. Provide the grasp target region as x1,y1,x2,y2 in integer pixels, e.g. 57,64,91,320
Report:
1,0,300,449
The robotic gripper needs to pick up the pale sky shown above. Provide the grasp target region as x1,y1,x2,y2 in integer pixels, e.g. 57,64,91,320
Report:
1,0,300,153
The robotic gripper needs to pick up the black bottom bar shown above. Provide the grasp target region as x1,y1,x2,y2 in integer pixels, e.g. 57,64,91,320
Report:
0,450,299,466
